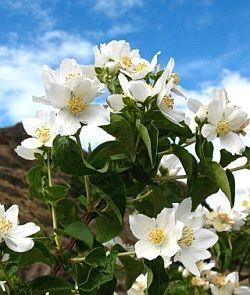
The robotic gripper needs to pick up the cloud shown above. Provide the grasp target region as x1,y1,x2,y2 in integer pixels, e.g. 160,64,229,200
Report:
107,23,138,37
0,0,55,30
0,30,93,125
93,0,143,18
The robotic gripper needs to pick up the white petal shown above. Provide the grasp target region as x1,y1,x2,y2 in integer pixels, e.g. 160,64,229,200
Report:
4,236,34,253
21,138,42,149
73,78,103,102
192,228,218,250
201,124,217,141
135,240,159,260
107,94,125,111
165,57,175,78
32,95,51,105
207,99,223,125
162,256,172,268
79,104,110,126
57,110,82,136
22,117,42,136
176,251,200,277
160,107,185,124
7,222,40,238
187,98,203,113
118,73,131,97
5,205,19,228
15,145,39,161
150,51,161,69
156,208,175,232
220,132,245,155
129,81,151,102
160,238,181,257
129,214,155,240
175,198,192,221
227,108,248,131
46,83,71,108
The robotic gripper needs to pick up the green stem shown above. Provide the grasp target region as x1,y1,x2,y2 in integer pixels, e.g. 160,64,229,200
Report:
47,151,60,249
117,251,135,257
133,134,140,159
230,163,250,172
0,259,13,291
84,175,92,211
127,189,153,204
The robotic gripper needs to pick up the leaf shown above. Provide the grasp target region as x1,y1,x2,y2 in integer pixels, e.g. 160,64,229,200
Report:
52,136,108,176
195,135,213,162
115,244,144,290
64,222,94,248
172,145,197,186
226,169,235,207
26,165,47,199
220,149,241,168
205,161,231,201
101,113,136,159
31,276,72,295
45,185,69,203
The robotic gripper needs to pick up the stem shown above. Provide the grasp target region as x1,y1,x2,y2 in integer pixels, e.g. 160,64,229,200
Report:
70,251,136,263
127,189,153,204
181,138,196,147
0,259,13,290
133,134,140,159
47,151,60,249
84,175,92,211
230,163,250,172
117,251,135,257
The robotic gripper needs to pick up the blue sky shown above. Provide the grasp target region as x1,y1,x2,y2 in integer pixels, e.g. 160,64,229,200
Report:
0,0,250,126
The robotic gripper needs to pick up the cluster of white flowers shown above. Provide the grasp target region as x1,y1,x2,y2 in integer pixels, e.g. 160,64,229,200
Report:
129,198,218,276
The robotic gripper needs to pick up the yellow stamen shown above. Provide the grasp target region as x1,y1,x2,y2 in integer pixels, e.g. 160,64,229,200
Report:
162,95,174,109
68,96,85,116
0,216,12,235
216,120,230,136
35,126,51,142
171,73,180,85
65,72,80,83
212,274,227,286
242,200,250,208
135,62,147,72
148,228,165,245
191,277,206,287
179,226,195,247
121,56,132,67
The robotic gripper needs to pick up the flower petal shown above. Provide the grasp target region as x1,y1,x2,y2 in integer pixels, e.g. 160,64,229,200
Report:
135,240,159,260
220,132,245,155
201,124,217,141
107,94,125,111
129,81,151,102
5,205,19,228
80,104,110,126
22,118,42,136
21,138,42,149
192,228,218,250
57,110,81,136
4,236,34,253
129,214,155,240
7,223,40,238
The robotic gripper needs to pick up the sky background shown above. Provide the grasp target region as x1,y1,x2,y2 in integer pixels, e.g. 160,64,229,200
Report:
0,0,249,197
0,0,250,126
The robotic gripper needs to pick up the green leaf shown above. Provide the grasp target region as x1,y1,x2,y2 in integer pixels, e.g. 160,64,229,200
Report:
226,169,235,207
31,276,73,295
26,165,47,199
53,136,108,176
115,244,144,290
79,250,117,292
195,135,213,162
19,246,53,268
45,185,69,203
205,161,231,201
172,145,197,185
101,113,136,159
136,119,158,166
64,222,94,248
220,149,240,168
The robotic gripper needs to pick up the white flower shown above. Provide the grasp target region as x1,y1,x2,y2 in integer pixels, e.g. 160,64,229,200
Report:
173,198,218,276
205,193,246,232
0,204,40,252
210,272,250,295
34,76,108,135
21,111,60,149
0,281,6,292
181,260,215,279
129,208,183,263
187,98,208,122
93,40,139,70
107,71,168,111
157,78,185,124
234,189,250,216
127,274,147,295
120,52,160,80
157,154,181,177
201,88,248,155
15,145,42,160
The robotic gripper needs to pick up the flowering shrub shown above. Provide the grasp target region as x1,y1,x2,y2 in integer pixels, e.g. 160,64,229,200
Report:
1,40,249,294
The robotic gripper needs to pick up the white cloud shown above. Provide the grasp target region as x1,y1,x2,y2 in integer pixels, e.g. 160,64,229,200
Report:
0,0,55,30
0,30,93,124
107,23,138,37
93,0,143,17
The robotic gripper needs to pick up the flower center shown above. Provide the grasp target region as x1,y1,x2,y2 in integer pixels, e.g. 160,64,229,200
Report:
0,216,12,235
191,277,206,287
218,213,233,224
65,72,81,83
121,56,132,67
68,96,85,116
242,200,250,208
162,95,174,109
216,120,230,136
170,73,180,85
135,62,147,72
179,226,195,247
35,126,51,142
148,228,165,245
212,274,227,286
